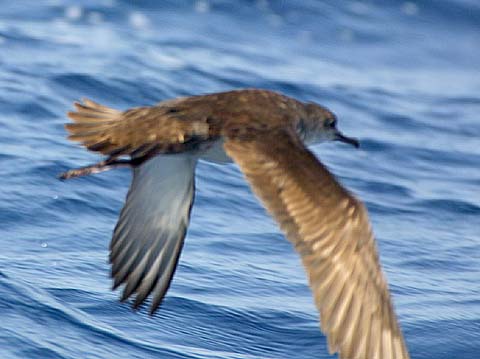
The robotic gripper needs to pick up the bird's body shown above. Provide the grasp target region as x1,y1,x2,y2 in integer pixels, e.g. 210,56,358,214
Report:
61,89,409,359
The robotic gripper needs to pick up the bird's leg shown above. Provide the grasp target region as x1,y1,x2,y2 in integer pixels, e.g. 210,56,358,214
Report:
58,158,132,180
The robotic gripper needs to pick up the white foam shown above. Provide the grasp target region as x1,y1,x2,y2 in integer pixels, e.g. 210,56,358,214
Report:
129,11,150,29
402,2,419,16
65,5,83,20
148,50,186,69
194,0,210,14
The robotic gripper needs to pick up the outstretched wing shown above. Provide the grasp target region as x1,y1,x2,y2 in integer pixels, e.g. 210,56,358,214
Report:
224,129,409,359
110,155,196,314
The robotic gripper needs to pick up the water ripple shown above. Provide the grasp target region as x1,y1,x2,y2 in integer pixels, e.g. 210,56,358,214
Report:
1,0,479,358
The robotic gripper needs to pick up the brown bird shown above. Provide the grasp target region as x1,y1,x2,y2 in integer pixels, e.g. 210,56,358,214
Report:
60,89,409,359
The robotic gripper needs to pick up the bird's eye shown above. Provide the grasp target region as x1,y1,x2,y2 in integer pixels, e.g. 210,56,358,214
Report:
326,118,337,128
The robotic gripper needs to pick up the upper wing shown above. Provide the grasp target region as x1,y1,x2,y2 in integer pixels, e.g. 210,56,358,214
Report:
224,129,409,359
110,155,196,314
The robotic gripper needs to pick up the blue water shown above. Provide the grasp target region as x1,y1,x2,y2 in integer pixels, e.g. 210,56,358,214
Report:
0,1,479,358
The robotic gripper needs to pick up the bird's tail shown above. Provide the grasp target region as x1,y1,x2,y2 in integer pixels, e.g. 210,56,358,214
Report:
65,99,124,155
60,99,128,180
61,98,210,180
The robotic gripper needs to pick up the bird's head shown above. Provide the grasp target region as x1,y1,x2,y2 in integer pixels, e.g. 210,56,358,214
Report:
302,102,359,148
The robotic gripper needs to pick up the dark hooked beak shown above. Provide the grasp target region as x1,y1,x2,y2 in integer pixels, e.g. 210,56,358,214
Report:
334,132,360,148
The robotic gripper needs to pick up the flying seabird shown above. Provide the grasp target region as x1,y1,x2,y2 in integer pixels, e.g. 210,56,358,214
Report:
60,89,409,359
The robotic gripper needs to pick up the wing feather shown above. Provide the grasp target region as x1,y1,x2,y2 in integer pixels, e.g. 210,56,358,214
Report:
224,129,409,359
109,155,196,314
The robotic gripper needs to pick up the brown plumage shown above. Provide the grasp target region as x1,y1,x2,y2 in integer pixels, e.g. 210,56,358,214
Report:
61,89,409,359
225,129,409,359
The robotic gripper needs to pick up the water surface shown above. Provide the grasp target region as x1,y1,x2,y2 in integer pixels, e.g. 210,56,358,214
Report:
0,1,479,358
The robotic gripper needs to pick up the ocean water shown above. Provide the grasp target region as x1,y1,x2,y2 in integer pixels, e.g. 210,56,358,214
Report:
0,1,479,358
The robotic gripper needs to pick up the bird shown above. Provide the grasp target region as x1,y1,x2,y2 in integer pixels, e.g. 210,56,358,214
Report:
60,88,409,359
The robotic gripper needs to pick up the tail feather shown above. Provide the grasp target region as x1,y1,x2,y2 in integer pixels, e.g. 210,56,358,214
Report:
67,111,116,123
62,98,205,180
65,122,116,132
65,99,123,155
67,132,106,142
80,98,119,114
